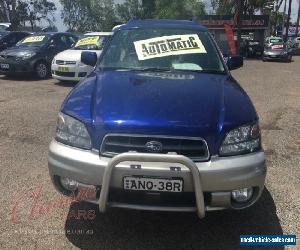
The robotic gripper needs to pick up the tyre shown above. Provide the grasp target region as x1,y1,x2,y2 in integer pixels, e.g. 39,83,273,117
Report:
35,61,49,79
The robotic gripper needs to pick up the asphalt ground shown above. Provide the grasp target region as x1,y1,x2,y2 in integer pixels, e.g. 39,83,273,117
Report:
0,57,299,250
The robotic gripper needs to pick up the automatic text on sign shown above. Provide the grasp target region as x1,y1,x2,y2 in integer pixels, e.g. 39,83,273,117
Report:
134,34,207,60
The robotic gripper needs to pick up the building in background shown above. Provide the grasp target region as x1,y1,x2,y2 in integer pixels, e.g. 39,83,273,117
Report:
198,15,270,54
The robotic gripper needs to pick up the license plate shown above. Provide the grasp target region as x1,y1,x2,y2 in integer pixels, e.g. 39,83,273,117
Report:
123,176,183,192
57,66,69,72
0,63,9,69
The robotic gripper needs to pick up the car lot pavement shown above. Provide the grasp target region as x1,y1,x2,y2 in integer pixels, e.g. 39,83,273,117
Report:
0,58,299,249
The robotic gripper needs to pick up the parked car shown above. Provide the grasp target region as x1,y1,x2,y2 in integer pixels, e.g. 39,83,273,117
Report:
264,36,283,47
293,37,300,43
262,41,292,62
51,32,112,82
291,41,300,55
0,32,78,79
242,40,264,58
0,31,8,38
48,19,266,219
0,23,11,31
0,31,31,52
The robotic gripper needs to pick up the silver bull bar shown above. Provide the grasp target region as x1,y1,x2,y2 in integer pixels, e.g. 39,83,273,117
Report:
98,152,206,218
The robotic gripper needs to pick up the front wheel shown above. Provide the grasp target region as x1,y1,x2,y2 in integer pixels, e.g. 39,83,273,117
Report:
35,61,49,79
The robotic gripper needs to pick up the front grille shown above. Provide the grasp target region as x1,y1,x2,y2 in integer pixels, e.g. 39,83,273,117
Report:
55,60,76,65
54,71,75,77
108,188,211,207
100,134,209,161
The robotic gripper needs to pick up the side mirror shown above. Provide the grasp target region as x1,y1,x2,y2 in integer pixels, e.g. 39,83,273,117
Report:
81,51,97,66
227,55,243,70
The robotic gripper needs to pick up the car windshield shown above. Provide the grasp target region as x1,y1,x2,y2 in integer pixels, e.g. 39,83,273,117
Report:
16,35,50,47
270,38,283,44
0,25,8,31
99,28,225,73
73,35,109,50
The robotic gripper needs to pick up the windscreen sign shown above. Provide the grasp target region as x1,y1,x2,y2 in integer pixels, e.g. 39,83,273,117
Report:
75,36,99,47
22,36,45,43
134,34,207,60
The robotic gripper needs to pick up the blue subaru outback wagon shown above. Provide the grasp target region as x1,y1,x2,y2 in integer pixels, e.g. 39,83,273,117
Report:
48,20,266,218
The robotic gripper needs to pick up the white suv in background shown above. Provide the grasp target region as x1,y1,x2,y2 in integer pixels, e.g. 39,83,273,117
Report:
51,32,112,82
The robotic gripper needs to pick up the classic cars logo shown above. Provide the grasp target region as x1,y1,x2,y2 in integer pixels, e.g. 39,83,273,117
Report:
134,34,207,60
145,141,163,153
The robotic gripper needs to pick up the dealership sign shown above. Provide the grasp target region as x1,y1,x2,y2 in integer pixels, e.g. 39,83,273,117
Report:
198,15,269,29
283,26,300,36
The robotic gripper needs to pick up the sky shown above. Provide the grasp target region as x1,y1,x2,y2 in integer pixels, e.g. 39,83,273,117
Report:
49,0,299,31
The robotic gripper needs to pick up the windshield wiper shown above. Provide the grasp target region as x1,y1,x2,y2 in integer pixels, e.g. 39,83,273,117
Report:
101,67,172,72
173,68,226,74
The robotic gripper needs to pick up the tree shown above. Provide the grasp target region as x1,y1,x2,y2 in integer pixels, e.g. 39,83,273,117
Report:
60,0,206,32
116,0,144,22
154,0,206,19
90,0,116,31
60,0,117,32
60,0,93,32
0,0,18,27
211,0,265,15
211,0,236,15
141,0,155,18
115,0,206,23
0,0,56,30
26,0,57,30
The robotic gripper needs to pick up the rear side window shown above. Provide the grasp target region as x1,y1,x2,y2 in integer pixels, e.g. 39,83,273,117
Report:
67,36,77,46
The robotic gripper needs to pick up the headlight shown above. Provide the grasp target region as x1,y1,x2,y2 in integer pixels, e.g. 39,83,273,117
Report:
219,123,261,156
52,57,56,65
55,112,91,149
17,51,36,60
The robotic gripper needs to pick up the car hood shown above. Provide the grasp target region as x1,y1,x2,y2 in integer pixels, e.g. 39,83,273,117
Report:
62,70,258,154
0,46,40,57
55,49,102,61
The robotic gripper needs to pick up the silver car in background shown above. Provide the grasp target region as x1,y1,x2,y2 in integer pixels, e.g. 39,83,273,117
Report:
263,37,292,62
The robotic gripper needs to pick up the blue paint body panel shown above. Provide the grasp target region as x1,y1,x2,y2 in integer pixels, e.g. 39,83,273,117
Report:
62,69,257,155
61,19,258,156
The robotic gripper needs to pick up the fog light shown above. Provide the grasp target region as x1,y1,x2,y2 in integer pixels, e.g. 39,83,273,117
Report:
231,187,253,203
60,177,78,191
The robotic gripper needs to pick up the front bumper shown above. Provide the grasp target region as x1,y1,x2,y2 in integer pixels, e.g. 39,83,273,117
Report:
0,58,35,74
48,140,266,218
51,63,92,81
263,53,289,60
